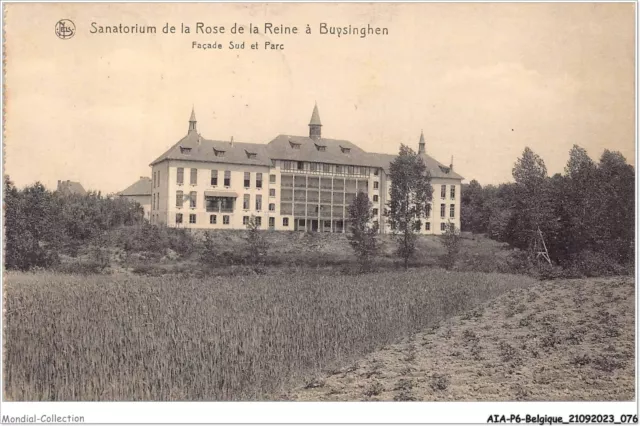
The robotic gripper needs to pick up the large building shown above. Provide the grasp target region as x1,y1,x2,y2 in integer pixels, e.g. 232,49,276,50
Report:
149,105,463,234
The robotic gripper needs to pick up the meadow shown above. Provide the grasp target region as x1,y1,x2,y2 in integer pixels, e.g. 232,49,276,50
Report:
4,268,536,401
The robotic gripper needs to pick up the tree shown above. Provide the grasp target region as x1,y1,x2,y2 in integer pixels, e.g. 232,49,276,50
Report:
460,179,486,233
245,215,268,269
509,147,558,256
440,222,462,270
347,191,379,272
386,144,433,269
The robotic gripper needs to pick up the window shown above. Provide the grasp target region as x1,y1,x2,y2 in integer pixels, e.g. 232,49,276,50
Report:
373,181,379,189
290,141,301,149
317,145,326,152
256,194,262,211
152,193,155,210
176,213,183,224
176,190,184,207
157,171,160,187
256,173,263,188
189,191,197,208
441,185,446,199
323,164,331,173
177,168,184,184
440,203,446,218
269,188,276,197
309,163,318,172
244,172,251,188
243,216,249,225
189,214,196,224
336,166,343,174
210,214,217,224
373,208,379,216
180,146,191,155
211,170,218,186
450,204,455,218
270,174,276,184
373,195,379,202
224,171,231,186
374,169,379,176
297,161,304,170
190,168,197,185
246,150,257,159
214,148,225,157
283,217,289,226
255,217,262,227
223,215,230,225
340,146,351,154
426,222,431,231
269,203,275,211
347,166,354,175
426,204,432,217
153,172,156,188
441,222,446,232
243,194,250,210
269,217,275,228
450,185,456,200
282,161,293,170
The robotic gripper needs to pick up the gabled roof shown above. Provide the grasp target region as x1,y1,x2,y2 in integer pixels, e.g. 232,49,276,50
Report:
150,131,272,167
56,180,87,196
267,134,372,167
119,176,152,196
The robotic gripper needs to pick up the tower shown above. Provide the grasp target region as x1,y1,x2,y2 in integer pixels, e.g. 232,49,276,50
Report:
309,103,322,140
418,130,426,154
188,107,197,133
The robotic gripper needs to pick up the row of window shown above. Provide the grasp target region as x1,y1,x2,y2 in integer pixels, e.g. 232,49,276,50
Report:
153,171,161,188
424,222,454,232
176,167,278,188
281,161,374,177
440,185,456,200
242,194,276,211
176,213,286,228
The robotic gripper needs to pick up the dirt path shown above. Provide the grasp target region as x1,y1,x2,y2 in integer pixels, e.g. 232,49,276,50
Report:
288,277,635,401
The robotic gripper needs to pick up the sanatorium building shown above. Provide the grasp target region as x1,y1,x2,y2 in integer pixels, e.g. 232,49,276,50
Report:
144,105,463,234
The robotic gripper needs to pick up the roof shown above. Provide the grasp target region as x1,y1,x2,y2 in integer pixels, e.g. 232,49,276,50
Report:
266,134,374,167
370,152,464,180
189,107,196,122
150,131,272,167
309,104,322,126
119,176,152,196
204,190,239,198
56,180,86,196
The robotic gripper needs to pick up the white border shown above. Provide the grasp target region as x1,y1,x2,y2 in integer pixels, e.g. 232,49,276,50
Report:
0,1,637,424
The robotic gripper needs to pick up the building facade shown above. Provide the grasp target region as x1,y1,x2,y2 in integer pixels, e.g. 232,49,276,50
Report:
149,105,463,234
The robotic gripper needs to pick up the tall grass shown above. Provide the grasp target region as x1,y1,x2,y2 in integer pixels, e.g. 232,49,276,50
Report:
4,269,536,401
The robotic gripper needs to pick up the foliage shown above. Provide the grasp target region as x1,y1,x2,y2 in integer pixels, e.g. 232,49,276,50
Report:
459,145,635,275
245,215,268,270
386,145,433,269
440,222,462,270
347,192,380,272
4,269,536,401
4,177,145,270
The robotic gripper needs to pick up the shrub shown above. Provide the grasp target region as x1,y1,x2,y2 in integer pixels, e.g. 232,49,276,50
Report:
440,222,462,270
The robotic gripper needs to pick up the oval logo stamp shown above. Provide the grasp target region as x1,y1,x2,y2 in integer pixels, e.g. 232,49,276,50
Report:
55,19,75,39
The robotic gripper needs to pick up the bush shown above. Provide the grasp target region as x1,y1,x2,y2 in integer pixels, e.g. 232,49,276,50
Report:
440,223,462,270
564,250,629,278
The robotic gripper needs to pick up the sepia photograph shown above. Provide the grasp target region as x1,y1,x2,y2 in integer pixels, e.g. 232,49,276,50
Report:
1,1,637,423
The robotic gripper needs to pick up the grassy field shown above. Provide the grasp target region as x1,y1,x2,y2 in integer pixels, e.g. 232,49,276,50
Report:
290,276,636,401
4,268,535,401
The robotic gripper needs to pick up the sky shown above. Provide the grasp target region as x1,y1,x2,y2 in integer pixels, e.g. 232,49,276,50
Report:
4,2,636,193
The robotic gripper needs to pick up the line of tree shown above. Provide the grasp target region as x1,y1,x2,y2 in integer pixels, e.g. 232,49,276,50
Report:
4,177,145,270
461,146,635,268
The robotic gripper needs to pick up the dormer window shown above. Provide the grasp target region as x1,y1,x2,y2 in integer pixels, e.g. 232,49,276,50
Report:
289,141,301,150
315,143,326,152
340,146,351,154
180,146,192,155
245,150,257,159
438,165,450,174
213,148,226,157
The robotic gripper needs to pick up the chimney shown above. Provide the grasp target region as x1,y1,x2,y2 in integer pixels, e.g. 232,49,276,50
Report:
450,156,454,171
230,136,234,146
140,176,146,180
